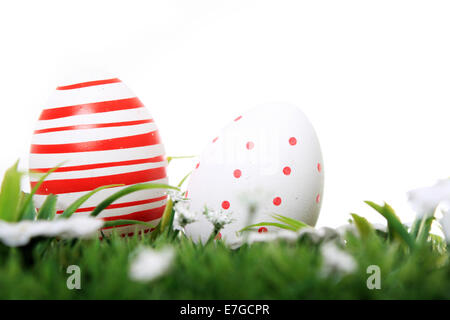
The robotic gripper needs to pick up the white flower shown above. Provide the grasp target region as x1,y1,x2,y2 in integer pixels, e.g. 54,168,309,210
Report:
273,229,300,242
299,226,340,243
228,229,297,249
335,224,358,237
167,189,185,203
0,216,104,247
230,227,344,249
320,242,357,276
172,200,198,231
372,223,388,233
129,246,175,282
407,179,450,219
204,207,233,230
249,229,299,243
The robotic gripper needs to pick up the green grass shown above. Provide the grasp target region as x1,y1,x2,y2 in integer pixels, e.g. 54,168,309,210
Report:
0,229,449,299
0,161,449,299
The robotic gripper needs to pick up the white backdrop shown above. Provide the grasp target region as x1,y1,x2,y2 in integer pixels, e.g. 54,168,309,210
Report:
1,0,449,228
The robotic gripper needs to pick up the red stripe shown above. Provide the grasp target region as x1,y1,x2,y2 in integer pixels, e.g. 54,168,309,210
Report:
34,119,153,134
104,226,155,232
101,205,166,229
57,78,121,90
55,195,167,214
39,97,144,120
30,131,161,154
31,167,167,195
31,156,166,173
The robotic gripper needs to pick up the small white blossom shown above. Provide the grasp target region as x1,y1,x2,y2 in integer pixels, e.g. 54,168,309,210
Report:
230,227,343,249
273,229,301,242
299,227,340,244
372,223,388,233
172,200,198,232
228,230,297,249
129,246,175,282
243,232,277,244
321,242,357,276
335,224,357,237
0,216,104,247
249,229,299,244
407,179,450,219
230,223,391,250
204,207,233,230
166,189,185,203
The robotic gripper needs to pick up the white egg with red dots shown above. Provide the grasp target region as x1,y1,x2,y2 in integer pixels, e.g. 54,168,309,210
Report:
184,103,324,244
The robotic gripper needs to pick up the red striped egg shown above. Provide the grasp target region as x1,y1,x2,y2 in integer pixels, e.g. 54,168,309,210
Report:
29,75,168,237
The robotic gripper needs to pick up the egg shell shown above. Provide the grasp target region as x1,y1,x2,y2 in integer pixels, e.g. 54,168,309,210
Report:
29,76,168,237
185,103,324,244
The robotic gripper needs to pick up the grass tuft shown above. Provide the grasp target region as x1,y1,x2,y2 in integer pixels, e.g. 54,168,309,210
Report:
0,161,448,299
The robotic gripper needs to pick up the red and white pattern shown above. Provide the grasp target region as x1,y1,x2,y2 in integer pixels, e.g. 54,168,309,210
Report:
185,103,324,244
29,77,168,237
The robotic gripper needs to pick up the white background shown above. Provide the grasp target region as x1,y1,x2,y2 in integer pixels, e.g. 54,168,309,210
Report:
1,0,449,228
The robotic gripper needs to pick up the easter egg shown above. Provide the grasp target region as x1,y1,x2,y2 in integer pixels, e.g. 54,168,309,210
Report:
184,103,324,244
29,74,168,237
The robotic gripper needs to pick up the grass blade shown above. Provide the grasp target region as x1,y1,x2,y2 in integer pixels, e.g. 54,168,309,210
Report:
271,214,309,230
350,213,375,239
416,216,435,243
20,192,36,221
365,201,414,249
61,184,123,218
167,155,196,164
19,164,62,220
0,161,23,222
239,222,297,233
158,197,174,235
178,171,192,188
429,233,447,254
37,194,58,220
102,219,156,229
410,218,421,239
91,183,179,217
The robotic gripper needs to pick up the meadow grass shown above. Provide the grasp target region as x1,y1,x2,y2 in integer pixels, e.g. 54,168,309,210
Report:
0,161,449,299
0,228,449,299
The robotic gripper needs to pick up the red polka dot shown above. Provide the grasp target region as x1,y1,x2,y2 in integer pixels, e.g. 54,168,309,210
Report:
273,197,282,206
213,137,218,143
144,229,150,234
128,232,134,237
222,201,230,210
316,194,321,203
233,169,242,178
246,141,255,150
120,234,126,238
317,163,322,173
215,232,222,240
195,162,200,169
258,227,268,233
283,166,291,175
234,115,242,121
289,137,297,145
